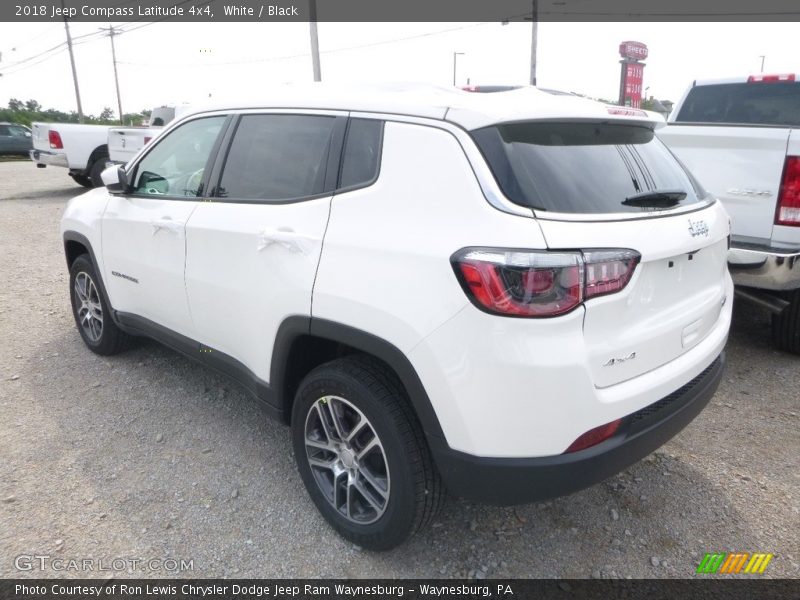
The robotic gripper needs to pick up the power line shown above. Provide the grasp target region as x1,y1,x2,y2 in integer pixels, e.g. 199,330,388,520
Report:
119,21,491,68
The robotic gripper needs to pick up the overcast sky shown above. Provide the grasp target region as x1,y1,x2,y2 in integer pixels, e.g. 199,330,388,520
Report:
1,21,798,117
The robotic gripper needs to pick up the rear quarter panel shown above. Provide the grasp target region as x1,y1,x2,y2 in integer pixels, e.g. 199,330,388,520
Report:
312,119,548,354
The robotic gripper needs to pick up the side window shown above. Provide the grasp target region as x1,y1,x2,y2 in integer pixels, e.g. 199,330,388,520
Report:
339,119,383,189
0,125,10,136
9,126,30,138
132,116,225,197
217,114,337,201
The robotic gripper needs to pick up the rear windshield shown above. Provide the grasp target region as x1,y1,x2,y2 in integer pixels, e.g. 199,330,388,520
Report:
472,122,705,214
675,82,800,126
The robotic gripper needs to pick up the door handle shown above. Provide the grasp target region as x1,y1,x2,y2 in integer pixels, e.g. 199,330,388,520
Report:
150,218,182,235
257,227,317,256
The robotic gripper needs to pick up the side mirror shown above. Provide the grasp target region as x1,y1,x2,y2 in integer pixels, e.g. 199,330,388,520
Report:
101,165,130,194
24,131,32,138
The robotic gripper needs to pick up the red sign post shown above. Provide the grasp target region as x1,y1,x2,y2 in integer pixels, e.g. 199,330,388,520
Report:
618,41,648,108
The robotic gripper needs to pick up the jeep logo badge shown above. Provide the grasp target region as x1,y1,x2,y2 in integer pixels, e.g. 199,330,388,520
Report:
688,219,709,238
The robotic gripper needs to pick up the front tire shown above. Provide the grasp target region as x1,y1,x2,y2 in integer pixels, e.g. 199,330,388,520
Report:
69,254,131,355
771,289,800,354
291,356,444,550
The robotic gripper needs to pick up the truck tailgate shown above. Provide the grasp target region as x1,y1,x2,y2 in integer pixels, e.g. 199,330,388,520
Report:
659,125,791,241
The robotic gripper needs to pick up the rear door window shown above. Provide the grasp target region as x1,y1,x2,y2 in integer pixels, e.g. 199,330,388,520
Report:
675,82,800,126
339,118,383,190
472,122,704,214
217,114,338,201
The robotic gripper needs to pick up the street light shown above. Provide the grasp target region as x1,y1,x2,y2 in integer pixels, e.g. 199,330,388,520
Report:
453,52,465,86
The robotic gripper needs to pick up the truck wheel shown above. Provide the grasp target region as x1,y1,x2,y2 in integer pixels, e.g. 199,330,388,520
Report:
291,355,444,551
771,289,800,354
70,174,93,188
88,156,108,187
69,254,132,355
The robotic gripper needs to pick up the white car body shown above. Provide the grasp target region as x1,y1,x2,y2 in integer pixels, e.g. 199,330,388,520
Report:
60,84,732,534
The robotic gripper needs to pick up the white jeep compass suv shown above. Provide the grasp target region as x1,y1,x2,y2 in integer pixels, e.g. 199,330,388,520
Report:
61,84,733,550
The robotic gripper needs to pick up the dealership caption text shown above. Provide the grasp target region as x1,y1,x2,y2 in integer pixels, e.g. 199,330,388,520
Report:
14,4,300,19
15,583,512,598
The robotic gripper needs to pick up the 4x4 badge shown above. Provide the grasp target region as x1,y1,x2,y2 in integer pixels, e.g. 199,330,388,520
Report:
688,219,709,238
603,352,636,367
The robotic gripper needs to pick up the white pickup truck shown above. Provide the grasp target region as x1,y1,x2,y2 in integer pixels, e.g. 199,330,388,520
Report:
29,122,110,188
106,106,184,165
659,74,800,353
29,106,181,188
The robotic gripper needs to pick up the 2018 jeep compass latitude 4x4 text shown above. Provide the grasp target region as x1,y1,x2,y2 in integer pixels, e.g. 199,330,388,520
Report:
60,84,733,550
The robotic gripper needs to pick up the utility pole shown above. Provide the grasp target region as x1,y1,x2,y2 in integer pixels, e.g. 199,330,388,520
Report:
529,0,538,86
309,0,322,82
100,25,124,124
60,0,84,122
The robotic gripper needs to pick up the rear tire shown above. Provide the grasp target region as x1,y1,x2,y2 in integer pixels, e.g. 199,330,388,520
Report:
70,174,93,188
88,156,108,187
771,289,800,354
69,254,131,355
291,355,444,551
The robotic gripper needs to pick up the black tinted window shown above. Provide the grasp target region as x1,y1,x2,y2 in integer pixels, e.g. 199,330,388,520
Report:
218,114,337,201
472,122,703,214
339,119,383,189
675,82,800,126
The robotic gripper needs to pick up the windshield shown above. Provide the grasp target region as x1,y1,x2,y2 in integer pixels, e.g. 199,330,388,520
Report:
472,122,706,214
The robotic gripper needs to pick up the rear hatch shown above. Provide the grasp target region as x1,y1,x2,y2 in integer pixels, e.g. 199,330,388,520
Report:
472,120,729,388
659,79,800,241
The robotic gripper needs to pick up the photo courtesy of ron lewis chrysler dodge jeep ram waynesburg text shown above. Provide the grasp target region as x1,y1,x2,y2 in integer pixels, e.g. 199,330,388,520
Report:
59,84,732,550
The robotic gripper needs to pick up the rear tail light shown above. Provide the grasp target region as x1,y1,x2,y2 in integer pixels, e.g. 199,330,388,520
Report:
452,248,640,318
747,73,795,83
564,418,623,453
48,130,63,150
775,156,800,226
583,250,640,299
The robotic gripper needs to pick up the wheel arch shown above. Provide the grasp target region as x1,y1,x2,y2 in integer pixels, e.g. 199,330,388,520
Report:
63,230,118,326
86,144,109,172
271,316,446,441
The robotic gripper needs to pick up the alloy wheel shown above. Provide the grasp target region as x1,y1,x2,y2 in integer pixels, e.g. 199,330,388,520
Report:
74,271,103,342
304,395,390,524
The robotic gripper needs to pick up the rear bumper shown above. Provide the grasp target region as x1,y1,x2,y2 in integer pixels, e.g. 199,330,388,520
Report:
29,149,68,168
729,245,800,291
429,353,724,506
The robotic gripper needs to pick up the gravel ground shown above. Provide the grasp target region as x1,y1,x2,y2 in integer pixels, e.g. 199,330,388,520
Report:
0,160,798,579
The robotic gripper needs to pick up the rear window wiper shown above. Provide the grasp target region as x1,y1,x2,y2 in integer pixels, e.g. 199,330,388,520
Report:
622,189,687,209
